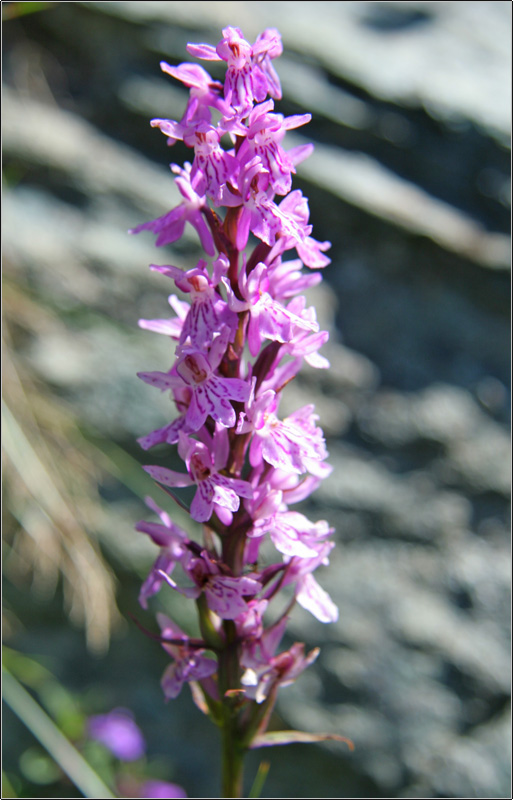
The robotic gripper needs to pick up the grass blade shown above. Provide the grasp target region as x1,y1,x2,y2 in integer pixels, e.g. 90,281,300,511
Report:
2,668,116,799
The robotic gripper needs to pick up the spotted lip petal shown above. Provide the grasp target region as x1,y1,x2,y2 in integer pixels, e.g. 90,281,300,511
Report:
161,653,217,700
175,351,250,431
143,465,193,488
145,436,253,523
137,418,187,451
205,574,261,619
190,478,215,522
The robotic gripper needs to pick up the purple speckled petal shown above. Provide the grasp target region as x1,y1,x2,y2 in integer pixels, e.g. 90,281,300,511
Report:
190,479,215,522
260,429,301,474
135,519,187,548
144,465,193,488
211,482,240,512
205,575,260,619
137,418,186,450
161,662,187,699
139,551,178,609
214,473,253,500
137,370,180,391
206,385,236,428
205,578,247,619
268,518,319,558
186,385,210,431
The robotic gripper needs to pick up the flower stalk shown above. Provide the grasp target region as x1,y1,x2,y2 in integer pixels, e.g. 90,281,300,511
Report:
131,25,348,797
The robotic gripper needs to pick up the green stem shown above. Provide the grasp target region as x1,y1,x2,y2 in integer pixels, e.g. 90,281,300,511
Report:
222,714,245,798
218,622,246,797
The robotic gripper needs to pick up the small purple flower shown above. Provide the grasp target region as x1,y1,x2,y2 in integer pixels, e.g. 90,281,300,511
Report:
88,708,145,761
241,641,320,704
217,27,263,114
141,780,188,799
138,332,249,432
130,163,215,256
230,157,308,250
157,614,217,700
236,100,311,195
251,27,283,100
268,464,333,505
151,257,236,349
187,26,275,115
159,549,261,620
295,572,339,623
223,262,319,357
281,541,339,623
250,510,331,559
265,255,322,302
160,59,228,126
135,497,189,608
235,598,268,640
144,432,253,523
239,615,319,704
280,297,330,368
275,191,332,268
176,349,249,429
137,416,188,452
151,119,239,203
239,389,329,475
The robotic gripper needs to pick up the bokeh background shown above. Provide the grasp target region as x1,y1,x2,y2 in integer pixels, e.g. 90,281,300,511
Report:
2,2,511,798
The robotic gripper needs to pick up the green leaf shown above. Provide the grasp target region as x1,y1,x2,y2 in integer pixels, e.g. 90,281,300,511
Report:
248,760,270,799
2,648,54,688
2,668,116,798
249,730,355,750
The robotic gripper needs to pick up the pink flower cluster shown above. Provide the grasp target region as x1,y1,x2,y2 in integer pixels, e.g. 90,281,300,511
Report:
133,26,337,725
